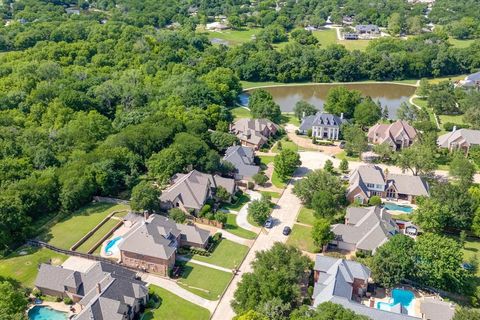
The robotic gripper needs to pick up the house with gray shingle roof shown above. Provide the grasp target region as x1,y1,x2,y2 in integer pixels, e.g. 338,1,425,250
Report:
330,206,399,254
223,146,260,180
299,112,346,140
437,128,480,154
419,297,455,320
458,71,480,88
368,120,417,150
35,262,148,320
118,214,210,276
230,118,279,150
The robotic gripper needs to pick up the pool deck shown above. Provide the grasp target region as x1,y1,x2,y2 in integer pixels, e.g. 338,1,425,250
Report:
99,224,132,261
28,301,78,318
362,286,423,318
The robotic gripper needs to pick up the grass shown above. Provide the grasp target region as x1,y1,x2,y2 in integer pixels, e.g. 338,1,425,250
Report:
261,191,281,199
200,27,261,46
286,224,317,253
282,113,300,126
427,74,468,85
231,106,251,120
335,151,360,162
0,247,68,287
247,211,262,228
438,114,465,126
271,137,299,153
221,193,250,212
448,37,476,49
224,213,257,239
241,80,285,89
75,218,120,254
271,170,287,188
462,237,480,277
258,155,275,167
177,262,233,300
296,207,316,226
142,285,210,320
192,239,249,269
312,29,337,47
42,203,129,250
338,39,371,51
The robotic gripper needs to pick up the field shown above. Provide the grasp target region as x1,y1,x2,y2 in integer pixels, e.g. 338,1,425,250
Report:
142,285,210,320
286,224,317,253
448,37,475,49
192,239,249,269
200,27,261,46
231,106,251,119
0,247,67,287
42,203,129,250
296,207,316,226
225,213,257,239
177,262,232,300
75,218,120,253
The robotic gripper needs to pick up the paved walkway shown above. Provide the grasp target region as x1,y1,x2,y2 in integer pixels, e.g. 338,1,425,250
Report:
236,190,262,233
177,256,232,273
141,274,218,312
192,223,253,246
284,123,342,155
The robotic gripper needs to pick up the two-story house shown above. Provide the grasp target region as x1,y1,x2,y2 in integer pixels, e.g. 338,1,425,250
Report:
437,127,480,154
230,118,279,150
299,112,346,140
367,120,417,150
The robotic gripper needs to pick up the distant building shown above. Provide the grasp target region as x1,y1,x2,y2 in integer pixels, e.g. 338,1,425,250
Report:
437,128,480,153
223,146,260,180
298,112,346,140
367,120,417,150
230,118,279,150
342,16,354,25
344,33,359,40
206,22,230,31
355,24,380,34
457,71,480,88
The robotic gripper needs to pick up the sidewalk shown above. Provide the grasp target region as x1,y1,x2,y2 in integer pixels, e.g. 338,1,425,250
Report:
177,255,232,273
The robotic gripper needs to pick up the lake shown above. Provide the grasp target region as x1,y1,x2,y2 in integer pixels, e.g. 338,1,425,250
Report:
241,83,416,119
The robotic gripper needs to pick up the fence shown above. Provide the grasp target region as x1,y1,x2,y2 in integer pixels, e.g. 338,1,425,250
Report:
87,219,124,254
188,216,224,228
28,240,116,264
93,196,130,204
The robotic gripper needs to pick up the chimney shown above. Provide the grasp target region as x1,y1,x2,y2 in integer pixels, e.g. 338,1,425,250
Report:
302,111,306,119
96,283,101,294
143,210,149,221
340,113,344,120
452,125,457,132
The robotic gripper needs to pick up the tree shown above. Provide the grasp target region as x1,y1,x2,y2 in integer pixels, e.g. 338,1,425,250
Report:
252,173,268,186
453,308,480,320
371,235,415,288
216,186,231,203
427,82,458,114
248,89,281,123
396,102,420,122
234,310,268,320
210,131,238,151
353,97,382,128
416,79,430,97
293,101,317,120
130,181,161,213
373,143,393,162
323,159,334,173
293,169,346,208
324,87,362,119
232,243,311,315
339,159,349,173
274,149,301,181
169,208,186,223
291,302,369,320
407,16,423,35
395,142,437,176
472,207,480,237
342,125,367,156
312,218,334,249
0,281,28,319
215,212,228,224
290,29,319,45
368,195,382,206
388,12,404,35
248,198,271,225
449,152,475,185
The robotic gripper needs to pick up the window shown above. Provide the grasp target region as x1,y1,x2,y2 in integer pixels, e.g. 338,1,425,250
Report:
366,183,374,188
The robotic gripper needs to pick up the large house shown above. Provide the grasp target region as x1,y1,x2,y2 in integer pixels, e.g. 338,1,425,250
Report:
118,214,210,277
223,145,260,180
35,262,148,320
160,170,236,213
355,24,380,34
437,128,480,154
367,120,417,150
419,297,455,320
330,206,399,254
457,71,480,88
313,256,418,320
230,118,279,150
298,112,346,140
347,165,429,204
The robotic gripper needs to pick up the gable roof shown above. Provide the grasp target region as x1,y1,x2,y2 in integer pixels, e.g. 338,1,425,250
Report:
386,173,429,196
438,129,480,148
223,146,260,178
299,112,346,131
367,120,417,145
231,118,278,147
419,298,455,320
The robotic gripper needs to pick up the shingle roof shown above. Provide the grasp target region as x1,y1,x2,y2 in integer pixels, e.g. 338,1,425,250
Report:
437,129,480,148
329,297,420,320
367,120,417,146
386,173,429,197
35,264,76,292
231,118,278,147
419,298,455,320
299,112,346,132
223,146,260,179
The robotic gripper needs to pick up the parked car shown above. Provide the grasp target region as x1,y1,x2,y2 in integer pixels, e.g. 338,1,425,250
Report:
339,141,346,149
264,217,273,228
282,226,291,235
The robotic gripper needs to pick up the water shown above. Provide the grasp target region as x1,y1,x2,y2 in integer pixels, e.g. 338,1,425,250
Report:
242,83,416,119
384,202,414,213
377,288,415,315
28,306,67,320
105,236,123,256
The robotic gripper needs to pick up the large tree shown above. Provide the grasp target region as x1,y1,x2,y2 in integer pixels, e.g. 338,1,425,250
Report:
342,125,367,157
274,149,301,181
293,101,317,120
0,281,28,320
449,152,476,185
311,218,334,250
324,87,362,119
248,89,282,123
395,142,437,176
130,181,161,213
293,169,346,209
353,97,382,128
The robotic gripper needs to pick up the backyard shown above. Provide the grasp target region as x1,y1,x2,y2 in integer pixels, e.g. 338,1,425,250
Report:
142,285,210,320
225,213,257,240
231,106,251,120
191,239,249,269
286,224,317,253
75,218,121,254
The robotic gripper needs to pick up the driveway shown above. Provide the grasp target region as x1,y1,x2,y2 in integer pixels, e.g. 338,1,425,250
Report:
236,190,262,233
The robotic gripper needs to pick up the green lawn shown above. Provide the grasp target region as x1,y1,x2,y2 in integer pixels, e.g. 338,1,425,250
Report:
225,213,257,240
313,29,337,47
142,285,210,320
241,80,286,89
335,151,359,162
438,114,465,126
459,237,480,277
231,106,251,120
258,155,275,167
427,74,468,85
296,207,316,226
0,247,68,287
261,191,281,199
271,170,287,188
286,224,317,253
448,37,476,49
221,193,250,211
338,39,371,51
282,113,300,126
177,262,233,300
192,239,249,269
76,218,120,254
271,137,299,153
201,27,261,46
42,203,129,250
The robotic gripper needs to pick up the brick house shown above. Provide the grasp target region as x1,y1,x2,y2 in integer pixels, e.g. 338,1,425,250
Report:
230,118,279,150
367,120,417,150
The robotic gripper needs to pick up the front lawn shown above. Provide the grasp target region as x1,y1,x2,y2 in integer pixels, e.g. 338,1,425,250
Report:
261,191,281,199
335,151,360,162
231,106,251,120
42,203,129,250
271,137,299,153
225,213,257,240
177,262,232,300
192,239,249,269
201,27,261,46
296,207,316,226
142,285,210,320
258,155,275,168
0,247,68,287
286,224,317,253
76,218,120,254
221,193,250,212
271,170,287,188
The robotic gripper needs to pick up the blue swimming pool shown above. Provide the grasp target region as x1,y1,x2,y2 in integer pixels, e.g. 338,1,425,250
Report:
28,306,67,320
384,202,414,213
105,236,123,256
377,288,415,315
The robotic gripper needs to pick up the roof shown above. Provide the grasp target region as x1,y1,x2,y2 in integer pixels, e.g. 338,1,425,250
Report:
299,112,346,132
223,146,260,179
231,118,278,147
437,129,480,148
367,120,417,146
465,71,480,82
332,206,398,252
35,264,76,292
350,165,385,186
355,24,379,32
419,298,455,320
119,214,210,259
386,173,429,197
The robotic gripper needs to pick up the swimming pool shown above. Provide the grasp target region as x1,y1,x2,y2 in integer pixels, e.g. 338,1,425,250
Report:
105,236,123,256
28,306,67,320
384,202,414,213
377,288,415,315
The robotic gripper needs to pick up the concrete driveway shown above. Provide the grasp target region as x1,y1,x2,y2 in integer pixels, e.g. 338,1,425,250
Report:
236,190,262,233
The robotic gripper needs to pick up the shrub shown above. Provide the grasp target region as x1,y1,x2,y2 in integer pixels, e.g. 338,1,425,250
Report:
205,212,215,220
323,251,346,259
247,181,254,190
339,159,349,172
252,173,268,186
215,212,227,224
63,297,73,305
32,289,42,298
55,297,62,302
212,232,222,243
169,208,186,223
324,159,334,173
368,195,382,206
199,204,211,217
307,129,312,137
248,198,271,225
443,122,469,132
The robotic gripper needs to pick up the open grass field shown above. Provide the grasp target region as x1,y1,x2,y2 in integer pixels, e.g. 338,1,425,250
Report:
225,213,257,239
199,27,261,46
0,247,67,287
231,106,251,119
312,29,337,47
286,224,317,253
438,114,465,126
296,207,316,226
448,37,476,49
42,203,129,250
177,261,232,300
192,239,249,269
142,285,210,320
75,218,120,254
427,74,468,85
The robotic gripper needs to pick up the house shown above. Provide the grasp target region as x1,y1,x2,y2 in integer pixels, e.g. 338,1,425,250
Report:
230,118,279,150
419,298,455,320
298,112,346,140
457,71,480,88
313,256,419,320
223,146,260,180
35,262,148,320
330,206,399,254
355,24,380,34
437,128,480,154
118,214,210,276
347,165,429,204
367,120,417,150
160,170,236,213
344,33,359,40
206,22,230,31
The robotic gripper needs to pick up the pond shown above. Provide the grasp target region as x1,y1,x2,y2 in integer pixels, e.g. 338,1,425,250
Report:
241,83,416,119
